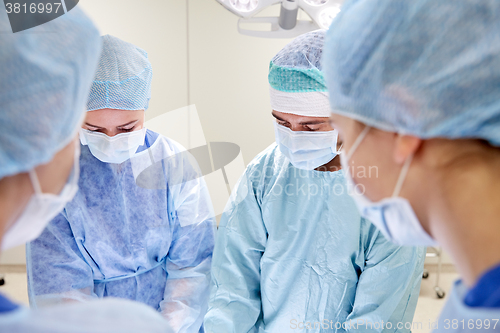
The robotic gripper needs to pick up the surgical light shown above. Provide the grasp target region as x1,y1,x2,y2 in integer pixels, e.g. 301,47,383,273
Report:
318,5,341,29
230,0,259,13
215,0,344,38
303,0,328,6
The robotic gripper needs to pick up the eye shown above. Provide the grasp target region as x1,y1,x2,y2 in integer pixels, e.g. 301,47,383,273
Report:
85,126,101,133
304,125,320,131
118,124,137,132
277,120,291,128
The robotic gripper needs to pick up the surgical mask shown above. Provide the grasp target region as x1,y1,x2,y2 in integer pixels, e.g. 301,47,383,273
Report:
2,143,80,251
274,122,339,170
340,126,437,246
79,127,146,164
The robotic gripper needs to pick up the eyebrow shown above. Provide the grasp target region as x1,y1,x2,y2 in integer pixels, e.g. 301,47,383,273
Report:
271,113,287,122
116,120,139,128
85,122,103,129
299,120,327,125
85,120,138,129
272,112,327,126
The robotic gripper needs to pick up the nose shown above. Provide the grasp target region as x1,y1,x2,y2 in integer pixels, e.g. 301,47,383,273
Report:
103,129,120,137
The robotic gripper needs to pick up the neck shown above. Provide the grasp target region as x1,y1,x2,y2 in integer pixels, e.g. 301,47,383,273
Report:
315,154,341,172
417,140,500,287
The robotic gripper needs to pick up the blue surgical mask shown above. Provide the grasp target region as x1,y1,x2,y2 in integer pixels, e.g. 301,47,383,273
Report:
274,122,339,170
340,126,437,246
79,128,146,164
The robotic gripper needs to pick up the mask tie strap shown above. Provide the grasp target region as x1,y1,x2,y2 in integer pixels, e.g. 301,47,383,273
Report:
28,169,43,195
392,154,414,198
345,126,370,161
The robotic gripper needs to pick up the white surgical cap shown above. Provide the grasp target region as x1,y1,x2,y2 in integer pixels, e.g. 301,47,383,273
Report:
0,8,101,180
269,30,330,118
87,35,152,112
324,0,500,146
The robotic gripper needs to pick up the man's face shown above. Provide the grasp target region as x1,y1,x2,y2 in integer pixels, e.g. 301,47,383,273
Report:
272,110,342,151
272,110,332,132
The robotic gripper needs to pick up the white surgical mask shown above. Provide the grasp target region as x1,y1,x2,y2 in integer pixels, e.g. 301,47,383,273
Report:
340,126,437,246
2,143,80,251
79,127,146,164
274,122,339,170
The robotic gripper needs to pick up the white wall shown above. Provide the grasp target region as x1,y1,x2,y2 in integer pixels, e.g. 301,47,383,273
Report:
0,246,25,265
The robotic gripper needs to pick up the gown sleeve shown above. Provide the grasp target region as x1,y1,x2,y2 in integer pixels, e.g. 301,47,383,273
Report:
203,169,267,333
26,211,97,308
159,149,216,333
345,222,426,333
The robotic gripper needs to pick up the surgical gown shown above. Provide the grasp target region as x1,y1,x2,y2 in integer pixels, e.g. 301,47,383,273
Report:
204,144,425,333
435,280,500,332
27,130,215,333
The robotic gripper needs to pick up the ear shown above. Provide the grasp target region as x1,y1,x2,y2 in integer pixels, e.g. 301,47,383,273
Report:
393,134,422,164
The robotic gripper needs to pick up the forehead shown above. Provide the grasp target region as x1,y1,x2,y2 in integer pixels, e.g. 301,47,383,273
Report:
85,109,144,126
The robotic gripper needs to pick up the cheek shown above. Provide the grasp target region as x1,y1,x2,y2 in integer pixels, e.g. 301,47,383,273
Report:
350,137,399,201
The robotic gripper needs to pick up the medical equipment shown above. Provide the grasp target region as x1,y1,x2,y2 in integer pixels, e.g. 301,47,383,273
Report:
423,247,446,299
215,0,344,38
340,126,437,247
79,128,147,164
2,144,80,251
274,123,339,170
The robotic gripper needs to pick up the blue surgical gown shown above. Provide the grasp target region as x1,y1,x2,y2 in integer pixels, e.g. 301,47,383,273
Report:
27,130,215,333
204,144,425,333
436,280,500,332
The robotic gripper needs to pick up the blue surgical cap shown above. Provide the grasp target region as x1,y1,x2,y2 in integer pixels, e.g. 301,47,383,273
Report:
0,8,101,180
324,0,500,146
87,35,152,111
269,30,327,93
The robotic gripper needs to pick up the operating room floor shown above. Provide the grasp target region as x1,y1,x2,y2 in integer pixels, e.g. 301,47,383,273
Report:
0,266,459,333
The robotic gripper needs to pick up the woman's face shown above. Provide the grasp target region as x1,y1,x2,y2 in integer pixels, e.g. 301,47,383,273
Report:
329,114,405,202
83,109,145,137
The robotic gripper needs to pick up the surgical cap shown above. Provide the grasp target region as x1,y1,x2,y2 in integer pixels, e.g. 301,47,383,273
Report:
87,35,152,112
0,8,101,180
324,0,500,146
268,30,330,118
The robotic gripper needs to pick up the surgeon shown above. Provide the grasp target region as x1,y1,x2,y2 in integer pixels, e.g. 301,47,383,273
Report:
204,30,425,333
323,0,500,329
26,35,215,333
0,7,172,333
